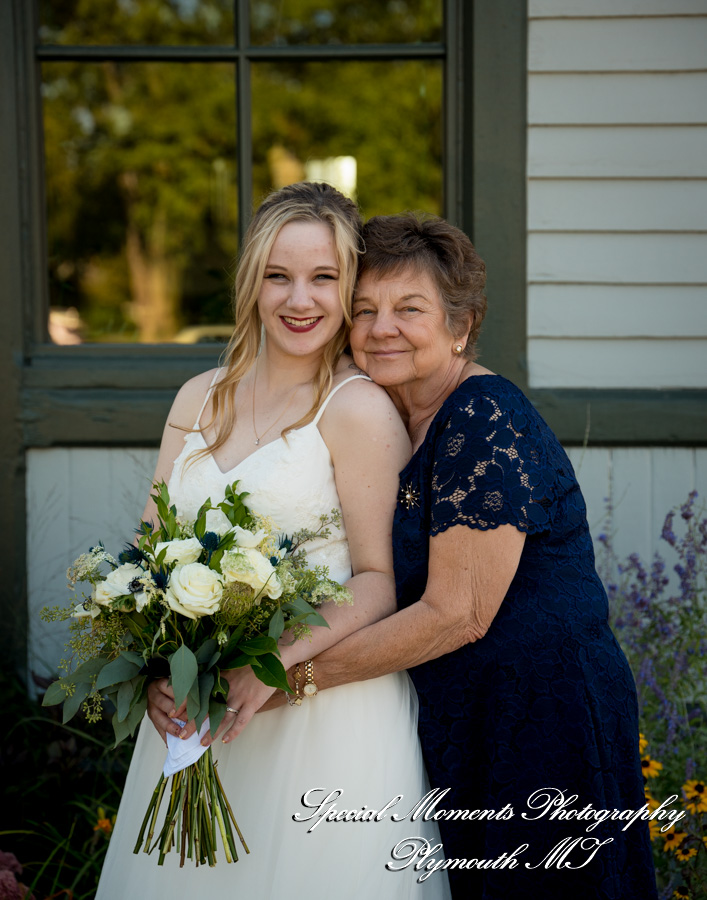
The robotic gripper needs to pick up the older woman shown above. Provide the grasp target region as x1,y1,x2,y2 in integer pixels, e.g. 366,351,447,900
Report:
306,214,658,898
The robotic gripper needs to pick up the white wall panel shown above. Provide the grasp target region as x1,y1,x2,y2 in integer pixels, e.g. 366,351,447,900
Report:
528,285,707,338
528,233,707,283
528,337,707,387
566,447,707,590
529,17,707,72
528,127,707,178
529,73,707,124
528,180,707,231
27,447,158,680
531,0,707,16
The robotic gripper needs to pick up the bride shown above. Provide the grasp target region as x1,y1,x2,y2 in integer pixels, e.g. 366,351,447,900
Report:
96,182,450,899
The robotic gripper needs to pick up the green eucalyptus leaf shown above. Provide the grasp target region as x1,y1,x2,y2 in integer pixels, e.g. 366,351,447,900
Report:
208,696,227,737
268,606,285,640
94,652,142,690
195,638,218,667
117,675,145,723
41,681,69,707
239,635,279,656
62,682,90,723
222,653,260,671
195,672,214,732
252,652,290,692
206,650,221,671
65,657,111,684
170,644,198,708
186,678,201,722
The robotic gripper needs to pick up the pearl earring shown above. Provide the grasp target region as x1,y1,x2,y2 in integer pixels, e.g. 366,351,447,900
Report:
453,344,464,355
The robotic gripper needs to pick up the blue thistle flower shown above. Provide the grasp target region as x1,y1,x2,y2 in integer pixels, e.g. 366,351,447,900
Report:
118,543,148,566
199,531,220,553
152,568,170,591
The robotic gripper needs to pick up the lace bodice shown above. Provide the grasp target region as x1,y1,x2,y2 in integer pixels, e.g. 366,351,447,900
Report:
168,374,369,584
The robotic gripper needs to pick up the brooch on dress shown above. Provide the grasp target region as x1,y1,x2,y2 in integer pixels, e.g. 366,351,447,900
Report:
399,483,420,510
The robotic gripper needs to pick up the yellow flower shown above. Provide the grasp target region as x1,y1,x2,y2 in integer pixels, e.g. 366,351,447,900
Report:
682,780,707,814
641,756,663,778
663,831,688,852
674,843,698,863
94,817,112,834
644,789,660,811
639,733,648,755
673,887,690,899
648,820,662,842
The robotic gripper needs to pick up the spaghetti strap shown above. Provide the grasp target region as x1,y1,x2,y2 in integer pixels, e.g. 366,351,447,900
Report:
312,374,372,425
194,368,222,429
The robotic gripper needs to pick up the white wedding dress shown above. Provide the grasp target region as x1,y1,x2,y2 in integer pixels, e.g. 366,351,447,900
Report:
97,374,450,899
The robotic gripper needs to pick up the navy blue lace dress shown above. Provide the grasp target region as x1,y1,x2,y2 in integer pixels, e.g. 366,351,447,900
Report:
393,375,657,899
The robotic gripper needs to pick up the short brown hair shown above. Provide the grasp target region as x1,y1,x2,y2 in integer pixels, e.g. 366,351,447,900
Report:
359,213,487,360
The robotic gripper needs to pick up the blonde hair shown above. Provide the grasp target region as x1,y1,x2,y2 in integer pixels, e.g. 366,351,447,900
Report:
193,182,362,461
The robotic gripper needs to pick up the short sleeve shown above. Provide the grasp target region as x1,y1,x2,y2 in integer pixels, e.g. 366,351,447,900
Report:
429,392,555,536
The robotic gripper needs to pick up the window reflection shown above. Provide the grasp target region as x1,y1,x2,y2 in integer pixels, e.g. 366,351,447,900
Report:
252,60,443,219
250,0,442,45
43,61,238,343
38,0,235,46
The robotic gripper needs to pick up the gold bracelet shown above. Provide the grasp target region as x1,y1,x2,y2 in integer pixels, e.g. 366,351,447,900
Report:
287,663,303,706
286,660,318,705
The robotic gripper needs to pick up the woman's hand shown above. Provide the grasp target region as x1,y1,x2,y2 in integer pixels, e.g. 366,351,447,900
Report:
200,667,278,747
147,678,185,744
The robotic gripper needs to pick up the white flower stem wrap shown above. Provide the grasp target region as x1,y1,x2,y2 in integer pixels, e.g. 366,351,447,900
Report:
165,562,223,619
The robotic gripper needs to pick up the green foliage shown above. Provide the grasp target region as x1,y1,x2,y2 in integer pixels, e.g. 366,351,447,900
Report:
0,663,135,899
601,492,707,898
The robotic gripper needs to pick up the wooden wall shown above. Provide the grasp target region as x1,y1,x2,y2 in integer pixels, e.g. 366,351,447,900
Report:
527,0,707,388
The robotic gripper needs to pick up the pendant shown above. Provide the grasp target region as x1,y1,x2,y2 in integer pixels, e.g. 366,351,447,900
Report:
254,438,260,445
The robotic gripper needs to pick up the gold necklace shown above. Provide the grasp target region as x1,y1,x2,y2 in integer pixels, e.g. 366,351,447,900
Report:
250,362,301,446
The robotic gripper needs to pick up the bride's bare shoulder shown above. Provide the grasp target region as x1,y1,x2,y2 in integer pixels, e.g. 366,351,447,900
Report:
168,367,221,428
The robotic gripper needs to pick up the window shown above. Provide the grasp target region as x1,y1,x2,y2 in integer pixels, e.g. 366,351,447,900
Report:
37,0,447,345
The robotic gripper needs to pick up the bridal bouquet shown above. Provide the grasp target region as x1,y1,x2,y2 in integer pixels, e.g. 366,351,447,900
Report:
41,480,351,867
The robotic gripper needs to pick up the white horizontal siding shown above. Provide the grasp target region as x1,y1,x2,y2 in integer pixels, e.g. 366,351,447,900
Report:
27,447,158,681
529,17,707,71
528,338,707,388
528,285,707,337
528,180,707,231
529,73,707,124
566,447,707,570
527,7,707,389
528,127,707,178
530,0,707,18
528,233,707,283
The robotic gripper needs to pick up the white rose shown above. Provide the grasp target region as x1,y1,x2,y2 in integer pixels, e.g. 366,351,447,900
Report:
154,537,203,566
165,563,223,619
94,563,144,607
232,525,267,549
220,548,282,600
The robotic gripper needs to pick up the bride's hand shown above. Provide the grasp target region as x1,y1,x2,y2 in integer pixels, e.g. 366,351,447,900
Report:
147,678,185,744
201,667,278,747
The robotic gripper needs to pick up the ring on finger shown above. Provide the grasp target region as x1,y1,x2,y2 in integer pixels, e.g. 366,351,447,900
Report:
226,706,240,715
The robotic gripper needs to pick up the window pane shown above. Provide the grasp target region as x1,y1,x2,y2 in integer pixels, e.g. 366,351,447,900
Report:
43,62,238,344
250,0,442,45
252,60,442,218
39,0,235,46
